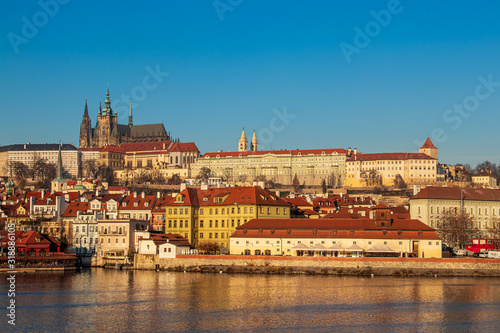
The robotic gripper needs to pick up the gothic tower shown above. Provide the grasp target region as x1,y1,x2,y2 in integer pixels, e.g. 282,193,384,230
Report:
251,130,258,152
238,128,248,152
79,100,92,148
95,85,119,147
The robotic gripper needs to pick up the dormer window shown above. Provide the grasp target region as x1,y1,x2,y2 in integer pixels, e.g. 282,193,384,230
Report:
134,202,138,207
145,202,149,207
122,202,126,207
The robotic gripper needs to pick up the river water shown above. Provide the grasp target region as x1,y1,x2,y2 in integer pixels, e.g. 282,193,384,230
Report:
1,269,499,332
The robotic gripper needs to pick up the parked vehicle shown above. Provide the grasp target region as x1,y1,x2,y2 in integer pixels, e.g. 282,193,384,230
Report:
465,238,498,256
478,252,488,258
487,251,500,259
454,249,467,256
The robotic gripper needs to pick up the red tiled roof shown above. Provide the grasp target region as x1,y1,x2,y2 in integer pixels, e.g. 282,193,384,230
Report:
420,137,437,149
163,186,290,207
121,141,172,153
202,148,348,158
347,152,435,162
283,197,312,208
61,202,90,217
169,142,199,153
473,172,495,178
147,233,191,247
372,203,390,210
232,218,440,240
100,145,124,153
120,194,157,211
411,187,500,201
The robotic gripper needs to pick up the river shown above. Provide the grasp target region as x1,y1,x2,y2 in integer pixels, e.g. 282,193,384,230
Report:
1,269,499,332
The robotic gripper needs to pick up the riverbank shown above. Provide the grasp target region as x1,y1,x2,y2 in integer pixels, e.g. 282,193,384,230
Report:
134,254,500,277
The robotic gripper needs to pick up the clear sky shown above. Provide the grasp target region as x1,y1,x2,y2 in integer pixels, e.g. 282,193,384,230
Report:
1,0,499,166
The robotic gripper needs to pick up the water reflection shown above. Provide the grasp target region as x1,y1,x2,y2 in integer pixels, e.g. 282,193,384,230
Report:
1,270,499,332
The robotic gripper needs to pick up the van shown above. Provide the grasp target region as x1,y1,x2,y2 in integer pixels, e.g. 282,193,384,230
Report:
454,249,467,256
487,251,500,259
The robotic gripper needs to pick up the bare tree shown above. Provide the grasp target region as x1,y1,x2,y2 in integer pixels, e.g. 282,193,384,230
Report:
82,160,99,179
197,241,220,254
488,217,500,246
167,174,182,185
8,161,29,179
196,167,211,185
437,209,478,249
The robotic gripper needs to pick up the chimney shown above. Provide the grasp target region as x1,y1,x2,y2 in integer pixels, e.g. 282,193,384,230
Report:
201,183,208,191
141,191,145,199
348,148,351,156
41,189,45,198
157,191,161,199
180,183,187,191
354,148,357,155
134,191,137,198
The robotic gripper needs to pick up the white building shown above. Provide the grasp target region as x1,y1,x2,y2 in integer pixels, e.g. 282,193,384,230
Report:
0,143,80,179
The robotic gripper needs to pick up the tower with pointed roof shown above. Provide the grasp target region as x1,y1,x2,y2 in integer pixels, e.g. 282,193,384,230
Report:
51,143,68,192
238,128,248,152
79,100,92,148
251,130,258,152
419,137,438,161
128,100,133,127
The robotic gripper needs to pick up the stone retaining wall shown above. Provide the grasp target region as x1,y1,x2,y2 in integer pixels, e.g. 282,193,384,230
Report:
134,254,500,276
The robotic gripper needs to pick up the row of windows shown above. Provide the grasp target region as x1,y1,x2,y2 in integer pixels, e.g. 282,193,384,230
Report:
199,232,228,239
428,206,498,215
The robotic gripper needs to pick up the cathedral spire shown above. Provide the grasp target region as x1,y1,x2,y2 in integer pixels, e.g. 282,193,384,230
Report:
98,102,102,116
83,100,89,119
128,99,133,127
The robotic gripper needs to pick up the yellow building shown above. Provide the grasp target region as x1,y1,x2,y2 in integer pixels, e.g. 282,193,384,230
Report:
345,138,439,187
472,171,498,188
162,186,291,249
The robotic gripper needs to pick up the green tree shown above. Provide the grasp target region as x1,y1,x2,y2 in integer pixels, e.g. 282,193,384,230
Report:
292,174,300,193
321,179,327,194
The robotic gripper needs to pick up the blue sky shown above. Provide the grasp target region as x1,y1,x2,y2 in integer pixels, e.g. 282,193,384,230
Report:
1,0,499,166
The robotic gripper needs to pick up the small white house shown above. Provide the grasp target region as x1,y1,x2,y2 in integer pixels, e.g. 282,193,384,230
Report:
137,233,192,258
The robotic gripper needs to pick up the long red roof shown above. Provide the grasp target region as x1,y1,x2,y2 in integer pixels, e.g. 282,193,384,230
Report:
347,152,435,162
201,148,348,158
232,218,440,240
411,186,500,201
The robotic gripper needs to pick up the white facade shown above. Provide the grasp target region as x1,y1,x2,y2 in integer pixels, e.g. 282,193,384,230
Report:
72,211,102,253
5,143,80,179
158,242,191,258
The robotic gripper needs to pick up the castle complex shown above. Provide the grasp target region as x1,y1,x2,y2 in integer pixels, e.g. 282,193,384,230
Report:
79,86,170,148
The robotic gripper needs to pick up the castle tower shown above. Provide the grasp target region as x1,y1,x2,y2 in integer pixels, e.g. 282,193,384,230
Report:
251,130,258,151
79,100,92,148
238,128,248,152
419,137,438,161
95,85,119,147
